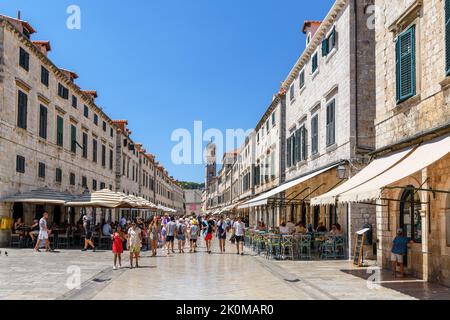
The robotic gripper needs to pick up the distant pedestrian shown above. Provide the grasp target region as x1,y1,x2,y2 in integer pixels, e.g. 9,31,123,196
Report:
128,222,141,269
217,216,227,253
391,228,409,278
232,216,246,255
81,215,96,252
34,212,51,252
166,216,176,255
112,226,125,270
189,219,199,253
176,218,186,253
202,215,214,254
149,216,161,257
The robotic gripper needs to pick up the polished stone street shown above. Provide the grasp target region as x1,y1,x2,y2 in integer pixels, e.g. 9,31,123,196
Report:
1,240,449,300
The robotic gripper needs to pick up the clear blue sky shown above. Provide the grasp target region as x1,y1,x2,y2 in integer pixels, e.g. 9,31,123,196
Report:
2,0,333,183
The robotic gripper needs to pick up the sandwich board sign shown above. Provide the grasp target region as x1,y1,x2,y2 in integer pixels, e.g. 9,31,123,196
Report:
353,228,370,267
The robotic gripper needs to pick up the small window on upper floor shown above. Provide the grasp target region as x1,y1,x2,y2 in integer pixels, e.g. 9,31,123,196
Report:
312,52,318,74
272,112,276,127
93,114,98,126
41,66,49,87
84,105,89,118
299,69,305,89
58,83,69,100
322,26,337,57
290,83,295,101
19,47,29,71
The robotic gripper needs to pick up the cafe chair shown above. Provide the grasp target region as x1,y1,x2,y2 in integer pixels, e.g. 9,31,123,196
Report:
281,235,294,260
320,236,336,260
297,234,312,260
10,233,23,248
334,236,346,259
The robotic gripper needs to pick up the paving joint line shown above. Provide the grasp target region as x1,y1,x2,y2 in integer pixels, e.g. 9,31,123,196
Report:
56,266,126,300
247,249,338,300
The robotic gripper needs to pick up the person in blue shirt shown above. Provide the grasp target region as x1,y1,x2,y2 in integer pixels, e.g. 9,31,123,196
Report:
391,228,409,278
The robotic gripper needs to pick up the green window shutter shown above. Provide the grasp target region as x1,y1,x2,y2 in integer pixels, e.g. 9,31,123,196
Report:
71,125,77,153
446,0,450,75
396,26,416,103
17,91,28,129
287,137,292,168
322,38,328,57
57,116,64,147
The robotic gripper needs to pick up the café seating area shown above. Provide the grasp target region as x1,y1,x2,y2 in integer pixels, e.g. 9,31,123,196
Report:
245,229,347,261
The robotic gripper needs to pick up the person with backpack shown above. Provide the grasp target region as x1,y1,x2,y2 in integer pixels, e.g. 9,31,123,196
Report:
217,216,227,253
166,216,176,255
189,219,199,253
201,215,213,254
176,218,186,254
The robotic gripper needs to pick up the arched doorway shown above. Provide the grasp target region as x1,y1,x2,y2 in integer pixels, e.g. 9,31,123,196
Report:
12,203,24,220
399,188,422,243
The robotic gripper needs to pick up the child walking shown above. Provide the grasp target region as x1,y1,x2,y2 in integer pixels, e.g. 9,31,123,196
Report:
112,226,125,270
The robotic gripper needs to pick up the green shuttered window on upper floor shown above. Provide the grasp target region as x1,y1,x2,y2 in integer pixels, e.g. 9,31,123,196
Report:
396,25,416,104
446,0,450,75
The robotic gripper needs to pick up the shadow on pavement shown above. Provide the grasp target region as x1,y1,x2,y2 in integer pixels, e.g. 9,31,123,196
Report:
341,269,450,300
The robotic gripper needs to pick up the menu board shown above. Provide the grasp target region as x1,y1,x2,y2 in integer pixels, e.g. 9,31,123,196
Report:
353,232,366,267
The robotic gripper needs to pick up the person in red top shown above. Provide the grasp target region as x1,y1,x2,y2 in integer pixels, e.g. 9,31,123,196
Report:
112,226,126,270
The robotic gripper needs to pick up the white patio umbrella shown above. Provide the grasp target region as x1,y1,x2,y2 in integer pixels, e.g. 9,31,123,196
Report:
66,189,129,208
0,187,74,204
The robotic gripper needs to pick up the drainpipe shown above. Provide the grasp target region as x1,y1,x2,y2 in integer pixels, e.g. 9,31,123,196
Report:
354,0,359,153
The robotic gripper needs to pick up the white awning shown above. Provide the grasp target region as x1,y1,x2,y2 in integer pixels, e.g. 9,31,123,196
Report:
338,134,450,203
0,187,74,204
238,163,339,209
311,147,414,206
66,189,129,208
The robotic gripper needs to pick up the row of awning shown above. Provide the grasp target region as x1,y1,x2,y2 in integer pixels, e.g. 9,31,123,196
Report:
0,188,176,211
234,133,450,209
312,133,450,205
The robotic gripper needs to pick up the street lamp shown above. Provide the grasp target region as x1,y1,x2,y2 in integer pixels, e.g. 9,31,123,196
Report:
337,164,347,180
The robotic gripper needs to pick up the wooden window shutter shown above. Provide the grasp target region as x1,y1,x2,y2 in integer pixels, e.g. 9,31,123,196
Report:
396,26,416,103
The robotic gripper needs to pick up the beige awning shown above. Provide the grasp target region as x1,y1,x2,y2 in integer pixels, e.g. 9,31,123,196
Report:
311,147,414,206
0,187,74,204
238,163,339,209
66,189,129,208
337,134,450,203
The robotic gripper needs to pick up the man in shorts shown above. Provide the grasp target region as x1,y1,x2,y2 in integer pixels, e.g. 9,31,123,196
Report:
232,216,246,256
166,216,176,255
34,212,51,252
82,215,96,252
189,219,199,253
128,222,142,268
391,228,409,278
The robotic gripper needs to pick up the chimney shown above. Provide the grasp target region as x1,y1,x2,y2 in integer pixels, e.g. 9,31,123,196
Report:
33,41,51,56
17,10,21,20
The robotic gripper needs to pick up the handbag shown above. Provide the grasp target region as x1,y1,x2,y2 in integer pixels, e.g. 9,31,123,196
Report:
230,234,236,244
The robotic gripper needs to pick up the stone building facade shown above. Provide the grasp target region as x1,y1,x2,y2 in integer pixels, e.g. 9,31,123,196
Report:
374,0,450,286
0,14,184,245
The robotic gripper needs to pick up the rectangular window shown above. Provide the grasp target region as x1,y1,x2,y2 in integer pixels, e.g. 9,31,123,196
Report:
322,26,336,57
41,66,49,86
301,125,307,161
58,83,69,99
19,48,29,71
38,162,45,178
82,132,88,158
101,145,106,167
72,95,77,108
17,90,28,129
110,127,114,137
82,176,87,188
39,105,47,139
272,112,276,126
16,155,25,173
102,121,107,132
287,137,292,168
295,128,302,163
70,173,76,186
109,149,114,170
326,99,336,146
70,125,77,153
270,152,275,178
84,105,89,118
55,168,62,183
92,179,97,191
92,139,98,163
299,70,305,89
312,52,318,73
396,25,416,104
311,115,319,155
100,182,106,190
290,84,295,101
94,114,98,125
56,116,64,147
446,0,450,75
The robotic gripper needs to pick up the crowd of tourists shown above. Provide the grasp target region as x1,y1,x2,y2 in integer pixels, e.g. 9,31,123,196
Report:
28,211,247,270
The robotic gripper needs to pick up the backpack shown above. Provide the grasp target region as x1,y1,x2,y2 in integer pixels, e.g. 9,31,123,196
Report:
177,224,184,235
